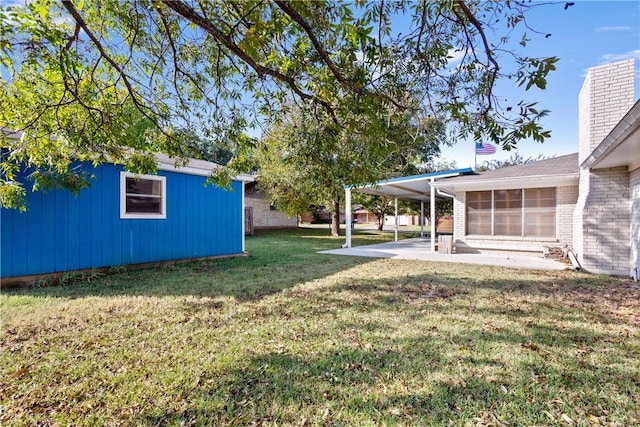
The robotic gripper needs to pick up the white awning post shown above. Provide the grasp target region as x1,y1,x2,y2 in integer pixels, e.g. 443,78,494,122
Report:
430,178,436,252
345,187,352,248
420,201,424,237
394,196,398,242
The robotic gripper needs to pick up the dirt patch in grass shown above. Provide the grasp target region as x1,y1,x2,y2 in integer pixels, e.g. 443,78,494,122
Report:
387,283,469,301
513,278,640,326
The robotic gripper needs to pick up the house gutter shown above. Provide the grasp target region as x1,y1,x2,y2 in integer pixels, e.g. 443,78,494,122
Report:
436,189,454,199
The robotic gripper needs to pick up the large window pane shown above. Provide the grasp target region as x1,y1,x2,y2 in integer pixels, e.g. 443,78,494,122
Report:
126,196,162,213
494,189,522,236
126,177,162,196
466,191,492,235
524,188,555,237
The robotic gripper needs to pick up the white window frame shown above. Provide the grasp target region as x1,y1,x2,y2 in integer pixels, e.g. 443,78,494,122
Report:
120,172,167,219
466,187,556,238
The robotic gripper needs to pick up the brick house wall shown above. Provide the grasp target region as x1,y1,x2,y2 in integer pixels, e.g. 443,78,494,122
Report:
576,167,631,275
574,59,636,275
245,194,297,229
453,192,465,241
557,185,579,246
630,167,640,277
578,59,635,165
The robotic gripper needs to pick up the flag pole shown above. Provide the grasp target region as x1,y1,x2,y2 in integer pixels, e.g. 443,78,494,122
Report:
474,141,477,170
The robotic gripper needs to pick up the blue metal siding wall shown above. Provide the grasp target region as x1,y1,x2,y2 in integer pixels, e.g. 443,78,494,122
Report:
1,163,243,278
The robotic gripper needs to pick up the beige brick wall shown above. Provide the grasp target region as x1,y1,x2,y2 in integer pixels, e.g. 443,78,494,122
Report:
452,186,575,253
575,167,631,275
573,168,589,267
575,59,636,276
453,192,465,241
557,185,579,246
630,167,640,277
578,59,635,164
245,195,297,229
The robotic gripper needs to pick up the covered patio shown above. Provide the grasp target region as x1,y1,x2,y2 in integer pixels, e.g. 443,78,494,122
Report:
323,238,569,270
344,168,474,251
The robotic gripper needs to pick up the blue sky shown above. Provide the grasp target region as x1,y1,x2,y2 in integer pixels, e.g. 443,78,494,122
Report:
440,0,640,168
3,0,638,170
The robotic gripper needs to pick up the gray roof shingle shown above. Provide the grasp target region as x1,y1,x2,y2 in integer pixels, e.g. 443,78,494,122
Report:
443,152,578,183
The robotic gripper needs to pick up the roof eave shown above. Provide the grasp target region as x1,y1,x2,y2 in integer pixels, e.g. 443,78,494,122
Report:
344,167,475,190
431,173,579,192
581,99,640,170
155,154,255,182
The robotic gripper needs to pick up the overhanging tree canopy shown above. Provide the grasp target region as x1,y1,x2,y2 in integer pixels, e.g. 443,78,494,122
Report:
1,0,564,208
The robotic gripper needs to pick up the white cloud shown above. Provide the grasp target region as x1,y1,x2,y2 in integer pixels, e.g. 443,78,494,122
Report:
595,26,632,32
601,50,640,63
447,48,466,64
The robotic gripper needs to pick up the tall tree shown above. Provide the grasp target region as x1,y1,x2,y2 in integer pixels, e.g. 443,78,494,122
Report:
256,96,440,236
1,0,566,209
353,194,394,232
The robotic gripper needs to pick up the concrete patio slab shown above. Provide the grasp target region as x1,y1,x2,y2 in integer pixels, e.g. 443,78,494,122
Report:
320,238,570,271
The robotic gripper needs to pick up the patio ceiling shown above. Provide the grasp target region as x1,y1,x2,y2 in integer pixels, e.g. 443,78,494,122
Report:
350,168,475,201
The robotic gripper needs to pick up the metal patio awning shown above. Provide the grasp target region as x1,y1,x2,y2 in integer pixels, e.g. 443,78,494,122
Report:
344,168,475,251
352,168,474,202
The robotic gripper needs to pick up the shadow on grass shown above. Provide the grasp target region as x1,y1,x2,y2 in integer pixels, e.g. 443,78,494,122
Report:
138,336,453,425
2,228,394,301
135,270,637,424
136,332,638,425
323,270,639,326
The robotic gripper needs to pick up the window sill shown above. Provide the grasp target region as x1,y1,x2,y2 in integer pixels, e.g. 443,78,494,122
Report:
121,213,167,220
464,235,558,243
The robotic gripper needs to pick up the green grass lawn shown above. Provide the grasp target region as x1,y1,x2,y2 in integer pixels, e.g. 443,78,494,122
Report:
2,228,639,426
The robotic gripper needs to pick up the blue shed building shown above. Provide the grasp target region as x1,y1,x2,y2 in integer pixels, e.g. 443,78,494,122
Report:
1,154,253,281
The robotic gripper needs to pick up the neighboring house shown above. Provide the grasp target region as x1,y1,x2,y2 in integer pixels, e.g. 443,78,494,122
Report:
244,181,297,231
433,59,639,278
300,207,346,224
1,152,254,283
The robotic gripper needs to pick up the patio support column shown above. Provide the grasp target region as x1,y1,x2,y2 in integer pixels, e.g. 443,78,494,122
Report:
394,196,398,242
420,201,424,237
345,187,352,248
430,178,436,252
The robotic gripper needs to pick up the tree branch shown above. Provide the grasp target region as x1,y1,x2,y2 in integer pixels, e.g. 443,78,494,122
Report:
60,0,171,138
455,1,499,115
160,0,338,122
273,0,407,110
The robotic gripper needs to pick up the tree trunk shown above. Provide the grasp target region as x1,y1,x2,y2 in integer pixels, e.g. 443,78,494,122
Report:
376,213,384,231
330,199,340,237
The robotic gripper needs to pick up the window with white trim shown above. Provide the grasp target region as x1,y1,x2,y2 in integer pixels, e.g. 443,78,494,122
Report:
120,172,166,219
466,188,555,237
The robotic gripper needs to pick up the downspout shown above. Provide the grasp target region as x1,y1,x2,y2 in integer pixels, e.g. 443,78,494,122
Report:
568,250,581,271
436,189,454,199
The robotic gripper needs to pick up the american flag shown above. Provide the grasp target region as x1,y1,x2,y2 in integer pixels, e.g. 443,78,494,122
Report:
475,142,497,155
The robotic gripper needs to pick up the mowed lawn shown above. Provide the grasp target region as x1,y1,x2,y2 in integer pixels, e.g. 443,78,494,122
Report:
2,228,639,426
